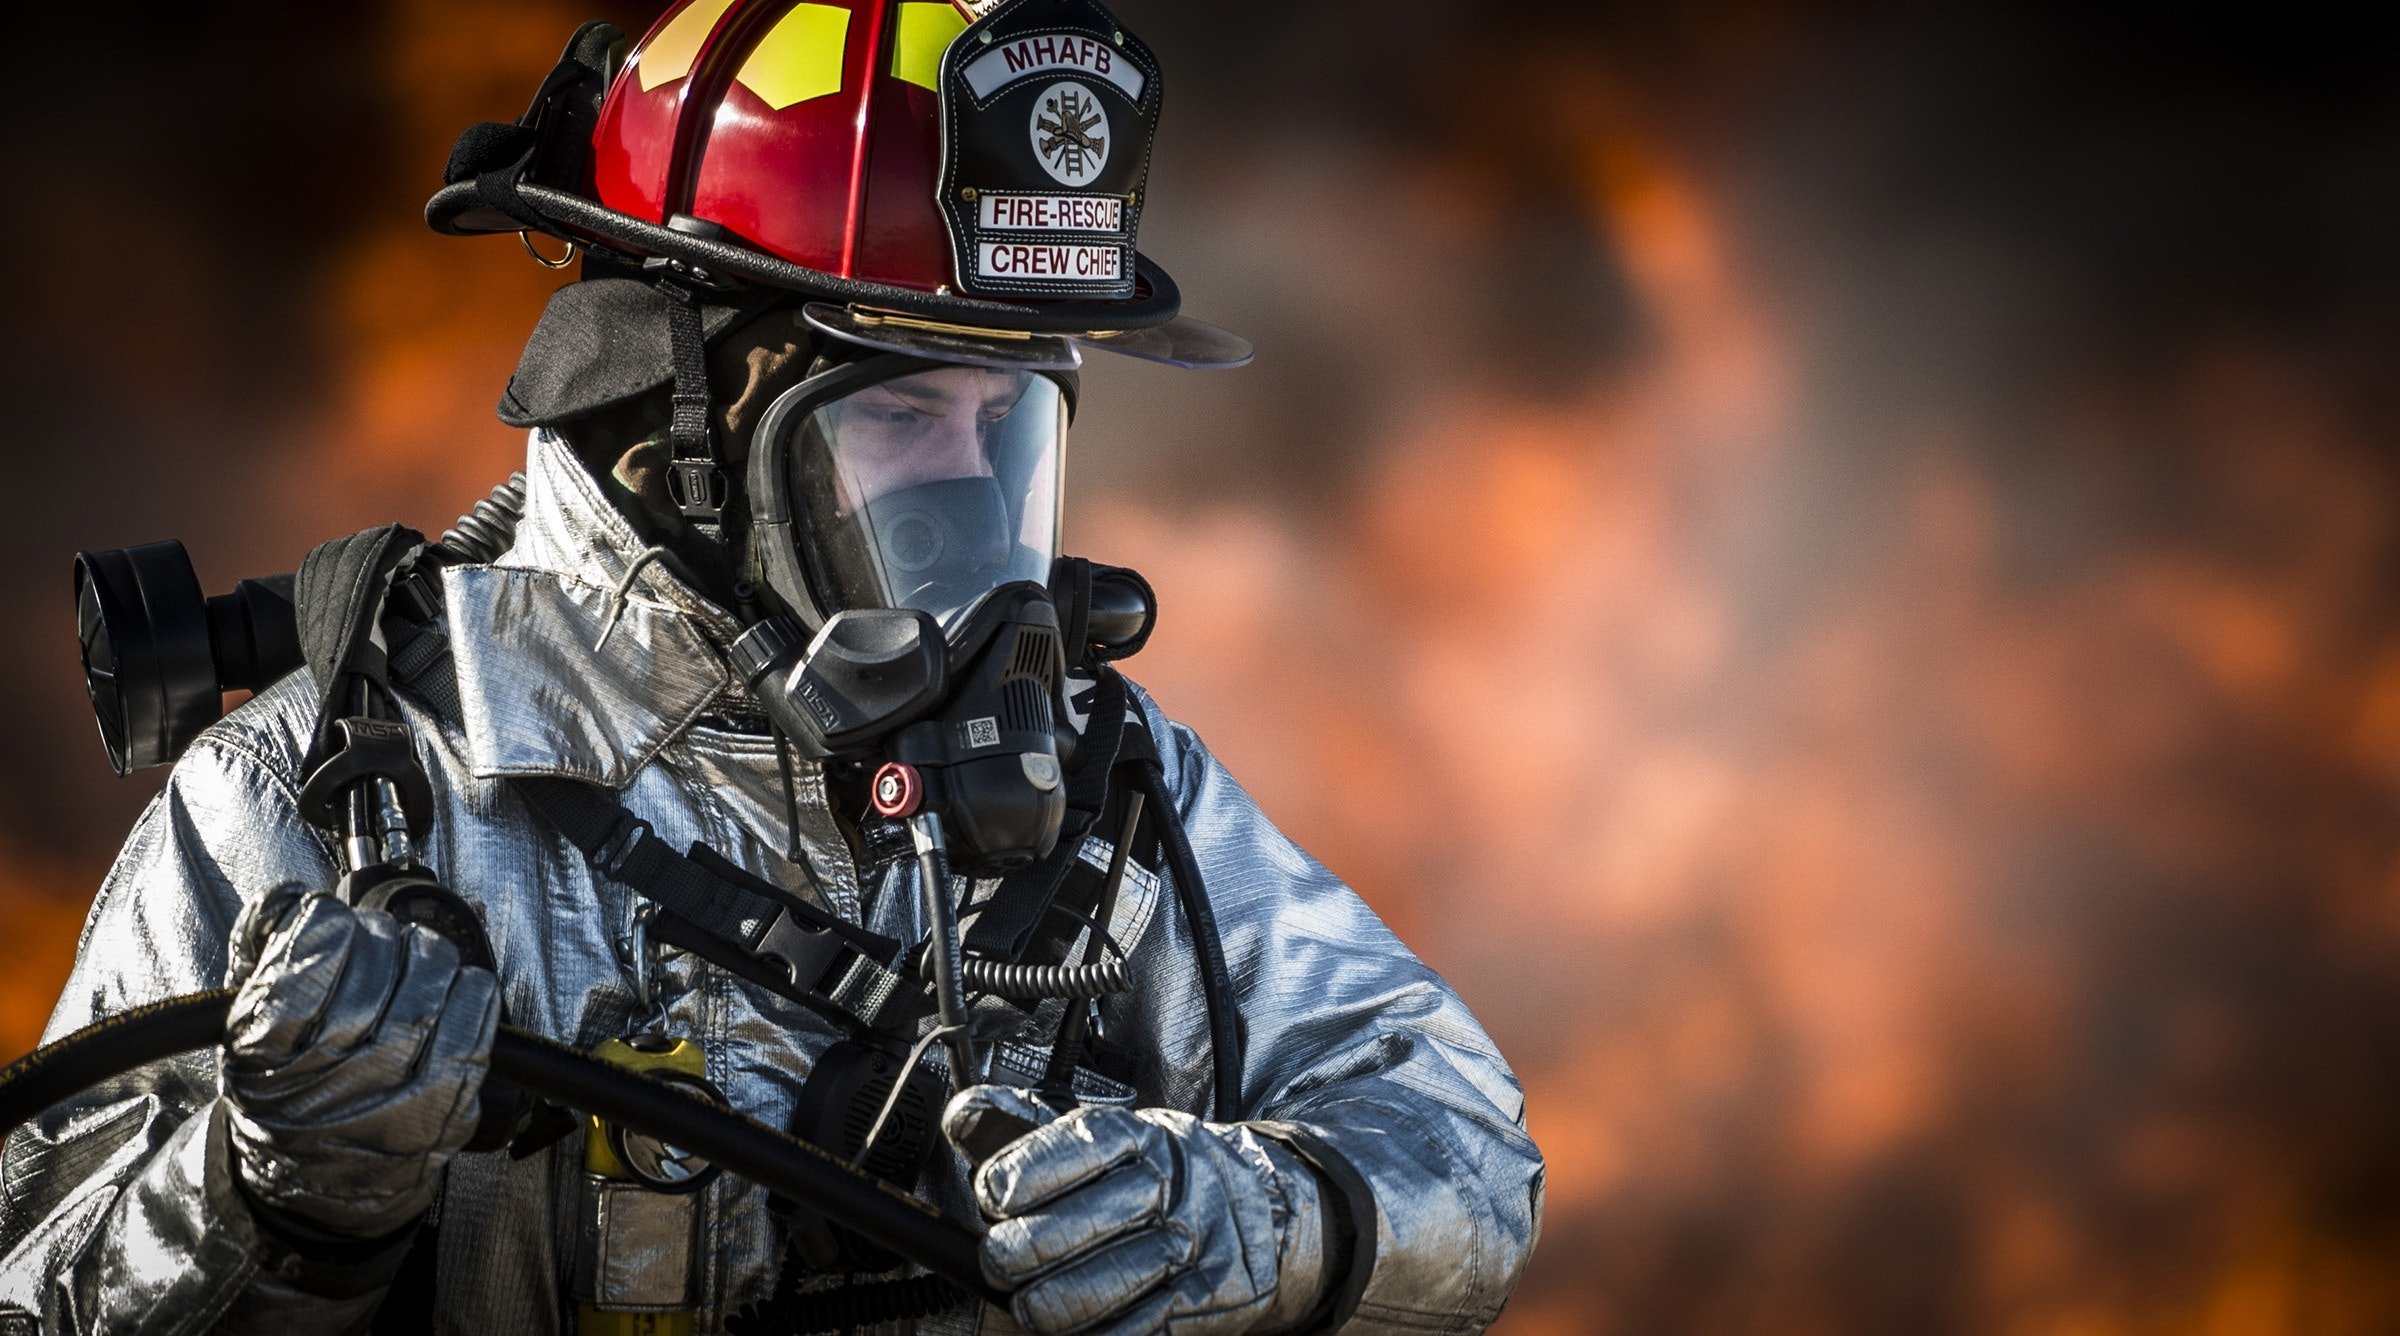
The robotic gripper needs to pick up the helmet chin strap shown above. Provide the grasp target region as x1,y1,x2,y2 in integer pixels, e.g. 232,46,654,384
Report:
659,282,732,536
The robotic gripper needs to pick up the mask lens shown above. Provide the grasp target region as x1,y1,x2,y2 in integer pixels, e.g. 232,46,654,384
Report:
791,365,1065,624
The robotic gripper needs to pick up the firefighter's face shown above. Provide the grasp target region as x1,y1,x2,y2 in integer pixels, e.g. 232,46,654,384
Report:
822,366,1035,514
778,357,1068,623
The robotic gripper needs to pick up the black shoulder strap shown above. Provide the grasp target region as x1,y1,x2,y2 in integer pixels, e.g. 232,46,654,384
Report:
294,524,425,773
288,526,442,841
509,777,930,1037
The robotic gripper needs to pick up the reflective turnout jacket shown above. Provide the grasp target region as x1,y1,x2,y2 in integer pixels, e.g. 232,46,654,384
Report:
0,431,1543,1333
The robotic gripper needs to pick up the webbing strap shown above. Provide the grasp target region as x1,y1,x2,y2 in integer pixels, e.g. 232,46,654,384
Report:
514,777,762,941
665,293,711,462
511,776,924,1035
386,626,461,722
296,525,427,774
660,285,727,525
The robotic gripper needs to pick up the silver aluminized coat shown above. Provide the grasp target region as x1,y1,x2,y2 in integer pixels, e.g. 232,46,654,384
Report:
0,431,1543,1333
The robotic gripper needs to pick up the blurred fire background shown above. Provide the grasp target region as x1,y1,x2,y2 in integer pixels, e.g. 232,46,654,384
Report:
3,1,2398,1331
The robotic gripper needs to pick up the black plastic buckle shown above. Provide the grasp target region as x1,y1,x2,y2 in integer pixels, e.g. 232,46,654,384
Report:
642,250,743,296
754,909,851,991
387,560,447,624
297,716,436,837
666,459,728,521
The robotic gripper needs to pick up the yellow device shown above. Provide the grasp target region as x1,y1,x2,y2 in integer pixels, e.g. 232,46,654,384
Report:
576,1033,718,1336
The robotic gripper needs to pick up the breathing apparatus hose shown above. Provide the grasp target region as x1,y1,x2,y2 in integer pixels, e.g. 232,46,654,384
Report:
438,472,529,564
0,991,1005,1308
1134,766,1245,1124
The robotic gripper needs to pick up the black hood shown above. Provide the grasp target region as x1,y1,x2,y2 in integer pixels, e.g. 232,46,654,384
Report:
497,276,787,428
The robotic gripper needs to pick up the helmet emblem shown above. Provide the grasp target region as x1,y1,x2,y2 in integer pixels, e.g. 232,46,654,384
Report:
936,0,1162,299
1031,83,1110,187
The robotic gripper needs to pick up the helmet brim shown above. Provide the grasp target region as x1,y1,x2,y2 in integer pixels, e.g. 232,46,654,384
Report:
797,303,1254,373
427,179,1183,337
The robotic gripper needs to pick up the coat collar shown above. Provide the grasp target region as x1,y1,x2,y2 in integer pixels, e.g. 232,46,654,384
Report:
441,430,741,787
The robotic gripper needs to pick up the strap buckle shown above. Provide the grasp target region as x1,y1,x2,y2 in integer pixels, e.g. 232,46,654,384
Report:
754,909,851,991
666,459,728,521
297,716,436,838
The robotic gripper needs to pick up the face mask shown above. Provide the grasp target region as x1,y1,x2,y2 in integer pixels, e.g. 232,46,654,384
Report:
771,360,1066,630
738,354,1078,872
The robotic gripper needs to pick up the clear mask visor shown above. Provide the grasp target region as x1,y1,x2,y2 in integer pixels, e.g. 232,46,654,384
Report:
790,364,1066,625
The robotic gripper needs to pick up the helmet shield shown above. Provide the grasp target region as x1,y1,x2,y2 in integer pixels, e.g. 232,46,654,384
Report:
782,364,1066,626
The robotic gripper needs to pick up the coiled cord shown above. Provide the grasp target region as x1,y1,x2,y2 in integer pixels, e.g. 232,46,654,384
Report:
959,956,1130,999
438,472,529,563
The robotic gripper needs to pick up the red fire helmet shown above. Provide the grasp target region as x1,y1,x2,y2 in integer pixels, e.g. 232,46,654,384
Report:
598,0,971,292
428,0,1248,365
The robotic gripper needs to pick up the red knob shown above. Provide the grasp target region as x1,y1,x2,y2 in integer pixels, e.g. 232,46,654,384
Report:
870,762,924,819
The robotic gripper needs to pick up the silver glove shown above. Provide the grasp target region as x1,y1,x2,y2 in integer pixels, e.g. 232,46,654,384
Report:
946,1085,1331,1335
222,890,500,1239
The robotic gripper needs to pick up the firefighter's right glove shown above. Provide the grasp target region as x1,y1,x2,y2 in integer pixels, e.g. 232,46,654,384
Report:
221,889,500,1239
946,1085,1332,1335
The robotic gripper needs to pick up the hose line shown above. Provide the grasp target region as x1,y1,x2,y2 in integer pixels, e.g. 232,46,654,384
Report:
1135,766,1244,1123
0,991,1004,1307
436,473,529,564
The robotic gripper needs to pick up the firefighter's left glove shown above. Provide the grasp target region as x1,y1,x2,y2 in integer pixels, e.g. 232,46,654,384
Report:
946,1085,1331,1335
221,889,500,1239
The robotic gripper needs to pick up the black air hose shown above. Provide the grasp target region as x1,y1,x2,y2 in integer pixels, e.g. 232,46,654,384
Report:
730,1271,964,1335
0,991,1005,1307
1133,766,1244,1122
438,472,529,563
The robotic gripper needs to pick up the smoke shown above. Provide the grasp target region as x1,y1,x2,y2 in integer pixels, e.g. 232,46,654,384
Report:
2,2,2396,1330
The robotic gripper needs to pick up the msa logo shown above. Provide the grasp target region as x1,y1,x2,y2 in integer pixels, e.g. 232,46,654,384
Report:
795,678,841,730
963,717,1003,748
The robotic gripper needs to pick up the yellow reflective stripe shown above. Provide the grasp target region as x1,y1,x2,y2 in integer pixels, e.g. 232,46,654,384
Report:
637,0,741,92
891,2,967,92
736,3,854,110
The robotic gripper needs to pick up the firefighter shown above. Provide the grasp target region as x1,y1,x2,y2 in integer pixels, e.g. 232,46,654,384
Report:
0,2,1542,1331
